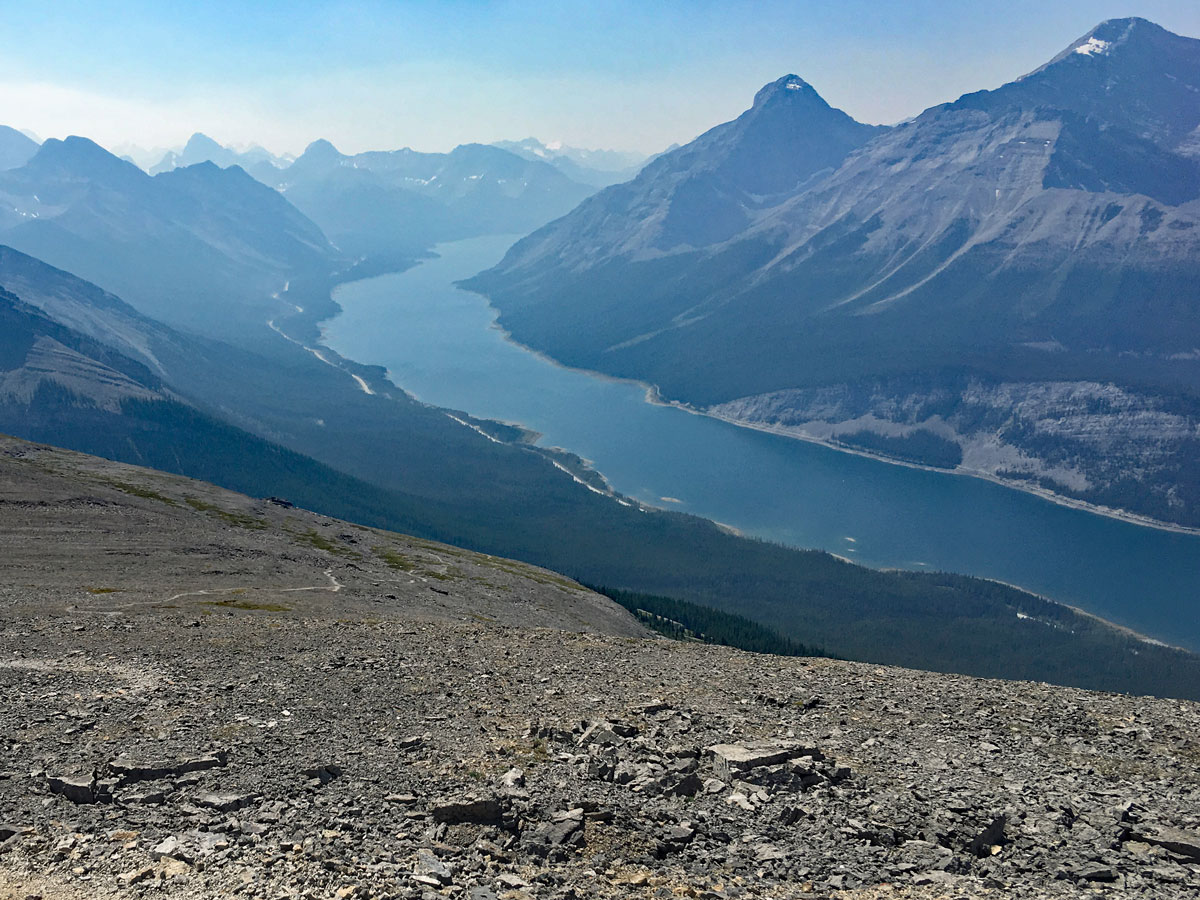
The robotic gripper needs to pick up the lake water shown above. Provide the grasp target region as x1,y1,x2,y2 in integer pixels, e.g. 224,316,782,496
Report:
323,235,1200,651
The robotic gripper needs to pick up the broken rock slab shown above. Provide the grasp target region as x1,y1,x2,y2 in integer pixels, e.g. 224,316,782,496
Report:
195,791,257,813
430,795,504,826
149,836,194,865
705,742,821,781
47,774,98,805
109,751,228,785
413,848,453,884
1130,824,1200,863
522,808,584,850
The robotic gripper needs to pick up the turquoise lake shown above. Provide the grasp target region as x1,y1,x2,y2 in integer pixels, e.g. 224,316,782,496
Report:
322,234,1200,652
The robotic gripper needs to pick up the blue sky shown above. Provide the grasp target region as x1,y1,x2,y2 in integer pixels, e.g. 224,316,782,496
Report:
3,1,1199,157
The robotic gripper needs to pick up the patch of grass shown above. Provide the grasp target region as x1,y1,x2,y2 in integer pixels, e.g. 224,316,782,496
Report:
411,539,469,558
475,556,585,592
469,578,512,592
183,497,269,530
287,525,361,558
421,568,462,582
86,587,122,595
107,480,178,506
374,546,419,572
199,598,292,612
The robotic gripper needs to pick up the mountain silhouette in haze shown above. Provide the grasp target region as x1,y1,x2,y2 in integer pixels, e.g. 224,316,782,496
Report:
491,138,650,187
149,132,293,183
0,136,337,338
270,138,595,261
0,125,39,171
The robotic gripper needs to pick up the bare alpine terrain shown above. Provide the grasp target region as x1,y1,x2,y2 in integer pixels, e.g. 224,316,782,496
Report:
1,435,1199,900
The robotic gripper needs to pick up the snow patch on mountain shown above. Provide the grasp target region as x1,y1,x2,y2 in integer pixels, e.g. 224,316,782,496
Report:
1075,37,1111,56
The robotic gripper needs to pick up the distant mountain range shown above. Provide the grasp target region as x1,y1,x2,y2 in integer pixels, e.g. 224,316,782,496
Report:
268,138,595,261
130,131,647,189
466,17,1200,528
492,138,650,187
113,132,614,264
0,128,633,324
147,132,294,183
0,129,602,342
0,136,337,338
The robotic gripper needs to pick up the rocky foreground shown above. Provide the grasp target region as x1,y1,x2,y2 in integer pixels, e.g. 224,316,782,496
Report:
1,437,1199,900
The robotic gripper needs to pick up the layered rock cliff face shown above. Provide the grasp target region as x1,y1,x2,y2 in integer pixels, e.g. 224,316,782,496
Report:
710,377,1200,524
1,440,1199,899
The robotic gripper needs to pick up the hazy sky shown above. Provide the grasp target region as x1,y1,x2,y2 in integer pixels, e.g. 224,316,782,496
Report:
3,1,1200,158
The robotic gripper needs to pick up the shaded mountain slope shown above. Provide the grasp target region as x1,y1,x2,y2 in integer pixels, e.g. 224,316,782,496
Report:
466,19,1200,526
0,278,457,537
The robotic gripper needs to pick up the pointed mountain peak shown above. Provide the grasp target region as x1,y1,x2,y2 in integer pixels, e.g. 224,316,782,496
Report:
282,139,345,180
27,136,147,182
751,75,829,110
302,138,341,160
626,71,883,213
948,18,1200,149
1043,16,1179,67
183,132,224,154
1087,16,1164,44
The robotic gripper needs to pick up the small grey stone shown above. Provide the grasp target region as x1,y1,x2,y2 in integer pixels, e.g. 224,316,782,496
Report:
414,848,452,884
150,836,194,865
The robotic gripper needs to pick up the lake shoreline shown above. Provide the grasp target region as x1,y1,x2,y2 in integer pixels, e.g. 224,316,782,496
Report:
473,310,1200,539
689,404,1200,539
310,255,1200,540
